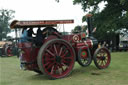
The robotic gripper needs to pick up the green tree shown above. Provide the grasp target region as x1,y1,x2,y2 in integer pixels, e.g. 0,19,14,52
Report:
73,0,128,40
0,9,15,41
72,25,87,33
72,25,82,33
55,0,59,3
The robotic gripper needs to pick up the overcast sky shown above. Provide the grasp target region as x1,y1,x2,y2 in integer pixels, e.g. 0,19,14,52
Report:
0,0,106,33
0,0,89,32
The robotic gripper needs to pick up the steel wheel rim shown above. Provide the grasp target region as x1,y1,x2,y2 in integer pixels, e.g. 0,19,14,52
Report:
41,40,75,78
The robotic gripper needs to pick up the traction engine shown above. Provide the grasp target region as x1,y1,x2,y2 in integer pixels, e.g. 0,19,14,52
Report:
10,14,111,79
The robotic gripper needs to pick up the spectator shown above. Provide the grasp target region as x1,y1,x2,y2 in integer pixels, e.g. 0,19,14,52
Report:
35,27,43,46
27,27,36,37
98,43,101,48
102,41,106,47
19,28,28,42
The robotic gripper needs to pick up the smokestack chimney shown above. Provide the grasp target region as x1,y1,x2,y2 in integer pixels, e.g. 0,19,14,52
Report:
85,14,93,36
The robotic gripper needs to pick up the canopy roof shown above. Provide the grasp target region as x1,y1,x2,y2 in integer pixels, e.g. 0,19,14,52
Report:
10,19,74,29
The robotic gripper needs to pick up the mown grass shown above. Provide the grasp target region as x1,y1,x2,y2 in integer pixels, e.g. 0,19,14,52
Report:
0,52,128,85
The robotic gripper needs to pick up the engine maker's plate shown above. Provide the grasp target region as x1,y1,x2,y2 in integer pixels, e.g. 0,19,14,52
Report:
73,35,79,42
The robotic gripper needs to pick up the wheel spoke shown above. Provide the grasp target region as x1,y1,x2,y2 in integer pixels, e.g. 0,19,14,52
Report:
81,59,87,64
46,58,55,61
104,60,107,64
47,62,55,69
103,52,107,56
102,52,105,56
59,47,63,56
102,61,104,66
50,66,54,74
102,61,105,66
63,60,71,64
97,56,101,60
97,59,100,64
61,66,64,72
62,63,69,69
58,64,64,72
98,60,101,65
54,65,57,74
46,49,55,57
105,55,108,59
103,61,106,66
54,44,58,55
60,47,68,56
61,51,68,58
44,62,50,67
63,56,72,59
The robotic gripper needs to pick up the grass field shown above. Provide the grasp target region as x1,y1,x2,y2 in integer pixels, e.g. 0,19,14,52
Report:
0,52,128,85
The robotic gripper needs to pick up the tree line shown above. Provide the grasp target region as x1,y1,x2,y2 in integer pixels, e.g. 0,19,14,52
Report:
0,9,15,41
73,0,128,40
1,0,128,41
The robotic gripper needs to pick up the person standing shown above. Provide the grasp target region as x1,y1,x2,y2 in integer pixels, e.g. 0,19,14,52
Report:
19,27,28,42
35,27,43,46
27,27,36,37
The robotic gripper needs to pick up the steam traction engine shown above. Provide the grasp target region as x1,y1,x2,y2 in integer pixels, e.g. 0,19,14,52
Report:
0,41,14,57
10,14,111,79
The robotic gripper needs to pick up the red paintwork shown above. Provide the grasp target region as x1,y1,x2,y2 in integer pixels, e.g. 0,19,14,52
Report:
40,39,75,78
18,32,93,70
11,19,95,72
6,47,13,56
10,17,111,79
81,50,87,59
18,43,39,70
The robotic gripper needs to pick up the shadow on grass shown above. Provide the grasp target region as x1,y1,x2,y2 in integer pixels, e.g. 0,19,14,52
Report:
71,65,98,75
70,64,111,78
27,65,105,80
27,73,50,80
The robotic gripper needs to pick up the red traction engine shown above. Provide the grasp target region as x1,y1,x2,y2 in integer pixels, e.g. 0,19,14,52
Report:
10,14,111,79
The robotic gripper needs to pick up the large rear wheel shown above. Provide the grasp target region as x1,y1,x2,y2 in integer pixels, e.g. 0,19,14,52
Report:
37,39,76,79
93,47,111,69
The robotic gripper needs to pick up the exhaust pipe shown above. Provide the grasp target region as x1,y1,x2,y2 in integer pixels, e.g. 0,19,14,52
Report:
86,14,93,36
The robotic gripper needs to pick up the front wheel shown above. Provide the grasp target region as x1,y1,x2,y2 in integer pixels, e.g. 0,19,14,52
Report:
37,39,76,79
77,48,92,67
93,47,111,69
